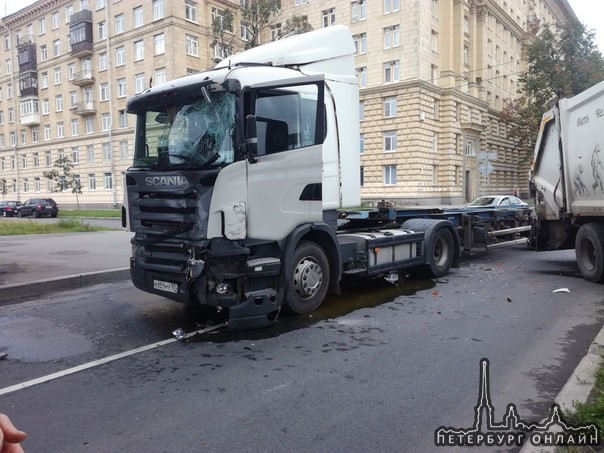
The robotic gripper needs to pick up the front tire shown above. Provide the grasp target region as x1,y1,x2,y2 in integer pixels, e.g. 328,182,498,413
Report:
17,210,23,218
575,223,604,283
284,241,330,314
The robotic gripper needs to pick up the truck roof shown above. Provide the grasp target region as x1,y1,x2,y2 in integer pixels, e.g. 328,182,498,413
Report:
214,25,355,77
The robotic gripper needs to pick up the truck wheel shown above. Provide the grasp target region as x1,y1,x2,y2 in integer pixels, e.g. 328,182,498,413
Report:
575,223,604,283
414,227,455,279
285,241,330,314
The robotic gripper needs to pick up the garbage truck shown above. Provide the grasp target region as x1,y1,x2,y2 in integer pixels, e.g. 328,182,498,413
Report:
530,80,604,283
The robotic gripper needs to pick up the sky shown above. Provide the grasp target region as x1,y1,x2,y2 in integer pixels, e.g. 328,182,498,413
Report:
1,0,603,52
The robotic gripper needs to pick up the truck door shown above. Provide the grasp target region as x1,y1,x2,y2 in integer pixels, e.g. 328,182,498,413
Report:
245,77,325,241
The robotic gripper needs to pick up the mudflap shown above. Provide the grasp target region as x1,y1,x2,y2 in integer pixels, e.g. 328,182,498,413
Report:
227,288,282,331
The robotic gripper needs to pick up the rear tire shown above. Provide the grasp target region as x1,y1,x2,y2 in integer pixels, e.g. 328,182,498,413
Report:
284,241,330,314
33,211,40,218
575,223,604,283
17,210,23,218
413,227,455,279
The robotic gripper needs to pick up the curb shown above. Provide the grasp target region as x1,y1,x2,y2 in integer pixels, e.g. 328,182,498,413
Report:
520,323,604,452
0,267,131,306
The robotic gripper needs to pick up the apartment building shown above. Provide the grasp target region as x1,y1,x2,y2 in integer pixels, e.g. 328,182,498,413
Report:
278,0,575,205
0,0,244,208
0,0,576,208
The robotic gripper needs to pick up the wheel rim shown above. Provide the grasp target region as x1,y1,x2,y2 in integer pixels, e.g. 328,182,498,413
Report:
580,238,596,271
433,236,450,267
293,257,323,300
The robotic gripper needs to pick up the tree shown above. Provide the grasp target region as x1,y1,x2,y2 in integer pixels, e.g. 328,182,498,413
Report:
501,20,604,160
241,0,281,49
43,156,83,207
211,8,237,61
277,14,312,40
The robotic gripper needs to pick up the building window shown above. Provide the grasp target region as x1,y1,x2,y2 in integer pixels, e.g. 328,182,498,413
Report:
134,40,144,61
87,145,95,162
116,46,125,66
68,63,76,80
185,0,197,22
133,6,144,28
45,150,52,165
431,30,438,52
102,113,111,131
154,68,166,85
44,124,51,140
39,17,46,35
72,147,79,163
384,97,397,117
118,110,128,128
351,1,366,22
52,12,59,29
88,174,96,190
115,14,124,34
356,67,367,88
384,165,397,185
384,0,400,14
86,116,94,134
57,122,64,138
55,95,63,112
104,173,113,190
466,140,475,156
353,33,366,54
98,21,106,40
359,102,364,120
23,178,29,193
186,35,198,56
384,131,397,152
53,39,61,56
33,152,39,167
153,0,164,20
322,8,335,28
34,177,40,192
40,45,47,61
70,91,77,108
135,73,145,94
70,119,79,136
270,23,282,41
464,45,469,65
99,52,108,71
360,166,364,186
384,25,400,49
154,34,164,55
42,99,49,115
383,60,400,83
103,142,112,160
54,67,61,85
120,140,128,158
360,134,364,154
117,78,126,97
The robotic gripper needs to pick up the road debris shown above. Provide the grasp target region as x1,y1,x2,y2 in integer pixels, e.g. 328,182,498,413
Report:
553,288,571,293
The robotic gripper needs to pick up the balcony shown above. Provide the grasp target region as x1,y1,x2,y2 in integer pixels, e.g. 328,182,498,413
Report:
74,101,96,115
21,112,40,126
70,10,93,58
72,70,95,86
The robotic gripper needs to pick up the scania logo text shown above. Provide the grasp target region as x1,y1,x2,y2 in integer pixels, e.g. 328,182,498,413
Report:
145,176,189,186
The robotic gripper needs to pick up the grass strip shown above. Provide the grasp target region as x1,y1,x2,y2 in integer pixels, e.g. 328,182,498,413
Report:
0,218,113,235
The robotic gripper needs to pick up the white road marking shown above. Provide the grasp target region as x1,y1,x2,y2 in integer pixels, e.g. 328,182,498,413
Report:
0,324,226,397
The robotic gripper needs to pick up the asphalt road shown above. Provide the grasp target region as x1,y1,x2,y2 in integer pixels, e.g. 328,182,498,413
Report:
0,245,602,452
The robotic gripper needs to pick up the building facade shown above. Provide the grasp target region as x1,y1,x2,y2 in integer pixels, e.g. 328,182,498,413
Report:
0,0,575,209
278,0,575,205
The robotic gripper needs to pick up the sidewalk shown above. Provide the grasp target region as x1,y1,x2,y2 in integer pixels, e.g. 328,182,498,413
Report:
0,230,132,304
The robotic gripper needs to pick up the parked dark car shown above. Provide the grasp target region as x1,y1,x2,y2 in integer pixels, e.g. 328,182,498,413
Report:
17,198,59,218
0,201,22,217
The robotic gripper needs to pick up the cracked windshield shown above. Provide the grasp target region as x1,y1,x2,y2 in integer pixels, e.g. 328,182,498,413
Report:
134,90,236,169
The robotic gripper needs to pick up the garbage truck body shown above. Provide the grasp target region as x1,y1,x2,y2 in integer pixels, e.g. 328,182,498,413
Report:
123,25,463,329
530,80,604,283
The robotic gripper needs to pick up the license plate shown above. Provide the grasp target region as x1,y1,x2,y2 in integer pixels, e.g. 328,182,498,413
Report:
153,279,178,294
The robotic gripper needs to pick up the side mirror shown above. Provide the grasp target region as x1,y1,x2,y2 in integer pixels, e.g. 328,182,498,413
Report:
245,114,258,162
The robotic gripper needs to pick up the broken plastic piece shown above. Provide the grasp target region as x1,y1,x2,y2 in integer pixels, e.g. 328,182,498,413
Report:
172,328,186,340
553,288,570,293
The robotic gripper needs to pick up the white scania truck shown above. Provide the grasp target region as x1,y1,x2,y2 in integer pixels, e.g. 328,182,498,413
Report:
122,26,464,329
530,80,604,283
